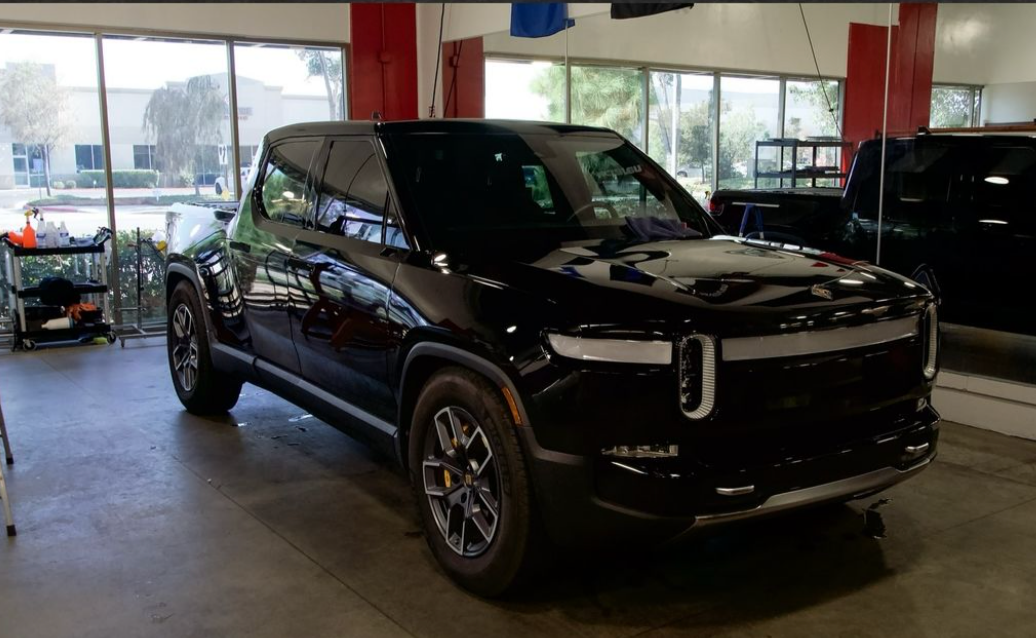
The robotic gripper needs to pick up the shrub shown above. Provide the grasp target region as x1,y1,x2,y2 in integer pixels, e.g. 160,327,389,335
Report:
51,181,64,190
65,180,76,189
78,169,160,189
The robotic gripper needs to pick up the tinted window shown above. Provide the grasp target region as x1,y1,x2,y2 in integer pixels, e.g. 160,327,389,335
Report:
851,140,956,223
315,140,391,243
259,140,319,227
959,146,1036,229
387,132,712,255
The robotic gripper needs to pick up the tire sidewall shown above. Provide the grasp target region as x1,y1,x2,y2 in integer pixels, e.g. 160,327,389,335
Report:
408,370,531,596
167,281,210,405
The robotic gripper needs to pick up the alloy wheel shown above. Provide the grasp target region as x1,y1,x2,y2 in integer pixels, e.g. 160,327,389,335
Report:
171,303,200,392
422,406,502,557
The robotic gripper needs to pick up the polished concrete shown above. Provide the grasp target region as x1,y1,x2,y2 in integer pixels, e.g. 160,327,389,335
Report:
1,342,1036,638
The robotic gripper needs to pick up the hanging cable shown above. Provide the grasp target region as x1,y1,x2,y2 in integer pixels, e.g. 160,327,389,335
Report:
799,3,843,139
429,3,445,118
443,39,464,117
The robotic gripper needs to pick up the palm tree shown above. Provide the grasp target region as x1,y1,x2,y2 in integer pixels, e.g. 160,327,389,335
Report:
143,75,226,193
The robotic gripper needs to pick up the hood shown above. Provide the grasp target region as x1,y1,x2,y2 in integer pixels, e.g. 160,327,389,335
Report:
456,237,929,335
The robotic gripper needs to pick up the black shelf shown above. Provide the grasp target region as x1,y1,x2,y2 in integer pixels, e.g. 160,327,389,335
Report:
754,138,853,188
15,282,108,299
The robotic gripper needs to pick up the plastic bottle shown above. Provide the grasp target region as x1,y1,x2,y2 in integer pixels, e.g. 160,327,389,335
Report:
41,317,74,330
58,221,70,247
22,216,36,249
47,222,58,248
35,216,47,248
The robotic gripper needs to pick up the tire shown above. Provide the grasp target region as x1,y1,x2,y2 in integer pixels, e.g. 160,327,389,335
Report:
676,170,688,178
167,281,242,415
408,366,543,597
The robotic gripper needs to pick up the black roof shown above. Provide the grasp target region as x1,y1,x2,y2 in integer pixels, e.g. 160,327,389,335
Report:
265,119,616,144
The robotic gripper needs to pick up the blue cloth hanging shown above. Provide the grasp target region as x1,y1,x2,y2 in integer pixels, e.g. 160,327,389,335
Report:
510,3,574,38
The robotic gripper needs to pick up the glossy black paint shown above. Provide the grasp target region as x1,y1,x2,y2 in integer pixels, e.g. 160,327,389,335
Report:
711,134,1036,335
167,120,939,547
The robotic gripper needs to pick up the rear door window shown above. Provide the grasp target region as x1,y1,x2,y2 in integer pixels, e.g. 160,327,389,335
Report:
258,140,320,228
315,139,404,246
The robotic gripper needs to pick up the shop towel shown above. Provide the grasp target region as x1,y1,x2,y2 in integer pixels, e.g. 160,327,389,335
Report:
511,3,574,38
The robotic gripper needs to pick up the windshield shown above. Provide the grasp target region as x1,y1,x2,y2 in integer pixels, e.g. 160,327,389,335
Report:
386,131,715,254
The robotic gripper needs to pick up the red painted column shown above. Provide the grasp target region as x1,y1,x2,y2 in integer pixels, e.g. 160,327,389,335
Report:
442,37,485,119
844,22,898,152
889,3,938,133
349,3,418,121
842,5,937,168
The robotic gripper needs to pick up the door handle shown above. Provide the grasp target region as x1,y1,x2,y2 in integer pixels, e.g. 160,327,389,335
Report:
229,240,251,253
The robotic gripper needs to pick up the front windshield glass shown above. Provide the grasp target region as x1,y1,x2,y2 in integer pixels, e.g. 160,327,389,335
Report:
387,131,715,254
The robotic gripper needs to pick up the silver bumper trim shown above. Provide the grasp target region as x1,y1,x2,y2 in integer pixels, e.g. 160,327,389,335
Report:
694,459,931,526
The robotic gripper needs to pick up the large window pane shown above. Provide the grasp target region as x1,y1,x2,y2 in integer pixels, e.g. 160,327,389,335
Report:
570,66,646,149
718,75,780,190
102,36,235,323
930,86,975,128
0,31,110,326
485,58,560,121
648,71,714,204
784,79,842,186
234,42,345,180
0,31,109,238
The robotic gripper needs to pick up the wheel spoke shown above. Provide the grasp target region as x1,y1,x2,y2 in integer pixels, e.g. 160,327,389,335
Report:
465,426,494,476
470,509,493,543
446,407,468,448
476,485,499,519
434,410,459,458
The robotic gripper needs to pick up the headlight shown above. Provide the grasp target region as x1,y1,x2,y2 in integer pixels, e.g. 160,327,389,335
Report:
546,334,672,365
923,304,938,380
679,334,717,419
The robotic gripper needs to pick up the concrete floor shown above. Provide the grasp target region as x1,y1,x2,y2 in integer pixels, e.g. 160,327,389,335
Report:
2,343,1036,638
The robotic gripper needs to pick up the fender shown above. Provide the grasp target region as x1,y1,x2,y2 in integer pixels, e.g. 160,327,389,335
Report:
396,341,533,464
166,260,255,380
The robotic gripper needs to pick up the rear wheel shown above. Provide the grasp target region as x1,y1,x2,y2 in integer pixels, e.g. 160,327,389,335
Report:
409,367,543,597
167,281,241,415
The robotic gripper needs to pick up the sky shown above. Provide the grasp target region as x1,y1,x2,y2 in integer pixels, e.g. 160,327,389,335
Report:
0,32,341,96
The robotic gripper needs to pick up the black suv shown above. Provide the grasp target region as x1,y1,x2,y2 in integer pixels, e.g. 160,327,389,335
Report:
165,120,940,596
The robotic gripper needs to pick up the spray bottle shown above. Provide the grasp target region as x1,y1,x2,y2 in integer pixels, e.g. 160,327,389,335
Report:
21,209,36,249
58,221,70,247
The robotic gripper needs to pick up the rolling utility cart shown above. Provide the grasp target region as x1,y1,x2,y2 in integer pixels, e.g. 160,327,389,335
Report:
0,388,14,536
2,230,116,351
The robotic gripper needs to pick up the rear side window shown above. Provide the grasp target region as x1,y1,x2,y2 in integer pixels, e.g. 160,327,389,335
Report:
316,139,397,245
259,140,320,227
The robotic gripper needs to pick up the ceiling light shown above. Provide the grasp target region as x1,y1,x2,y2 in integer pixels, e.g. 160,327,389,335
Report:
984,176,1009,185
979,219,1008,225
839,278,864,285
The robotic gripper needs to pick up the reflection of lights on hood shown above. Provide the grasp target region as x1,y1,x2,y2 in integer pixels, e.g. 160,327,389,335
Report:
859,272,877,280
506,325,517,334
904,281,917,288
984,176,1009,185
431,252,449,266
840,278,864,285
979,219,1008,225
281,190,296,199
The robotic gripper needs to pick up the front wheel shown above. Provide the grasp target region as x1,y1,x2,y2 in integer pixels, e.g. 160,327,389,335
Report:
167,281,242,415
409,367,543,597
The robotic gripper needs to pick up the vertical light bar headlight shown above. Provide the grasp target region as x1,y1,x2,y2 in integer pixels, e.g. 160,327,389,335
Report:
679,335,717,419
923,304,939,380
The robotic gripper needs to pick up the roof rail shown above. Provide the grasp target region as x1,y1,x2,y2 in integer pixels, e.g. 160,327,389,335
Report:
929,121,1036,134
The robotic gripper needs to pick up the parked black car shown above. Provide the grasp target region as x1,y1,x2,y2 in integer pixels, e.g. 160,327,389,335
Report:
166,120,940,596
710,133,1036,334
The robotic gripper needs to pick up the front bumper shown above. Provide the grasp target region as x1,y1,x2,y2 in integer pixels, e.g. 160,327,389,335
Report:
521,405,939,548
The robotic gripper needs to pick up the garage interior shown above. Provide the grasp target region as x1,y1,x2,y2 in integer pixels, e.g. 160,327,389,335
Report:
2,3,1036,637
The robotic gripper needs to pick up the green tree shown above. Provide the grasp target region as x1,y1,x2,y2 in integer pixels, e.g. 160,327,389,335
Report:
142,75,226,193
297,49,344,119
0,61,71,196
930,88,972,128
786,81,840,138
532,65,643,142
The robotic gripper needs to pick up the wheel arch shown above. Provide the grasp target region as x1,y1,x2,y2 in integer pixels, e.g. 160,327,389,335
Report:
396,342,531,471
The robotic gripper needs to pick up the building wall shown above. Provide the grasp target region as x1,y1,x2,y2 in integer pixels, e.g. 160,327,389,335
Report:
0,3,349,43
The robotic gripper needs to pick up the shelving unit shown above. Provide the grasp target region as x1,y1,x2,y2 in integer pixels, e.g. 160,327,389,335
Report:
1,233,115,351
754,138,853,188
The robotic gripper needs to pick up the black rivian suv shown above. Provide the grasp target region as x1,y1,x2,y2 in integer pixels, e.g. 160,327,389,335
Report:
165,120,940,596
